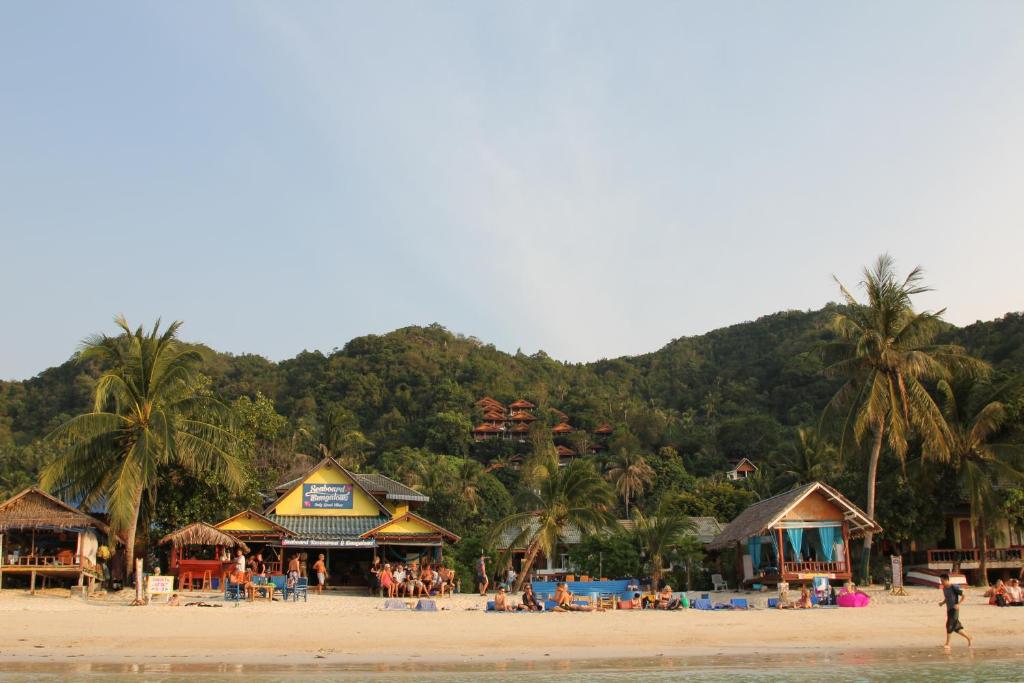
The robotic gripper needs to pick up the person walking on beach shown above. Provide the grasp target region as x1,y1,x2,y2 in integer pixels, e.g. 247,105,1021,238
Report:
476,553,489,595
313,553,327,594
939,573,973,650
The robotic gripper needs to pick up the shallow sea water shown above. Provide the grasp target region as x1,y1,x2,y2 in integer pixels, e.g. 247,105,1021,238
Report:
1,651,1022,683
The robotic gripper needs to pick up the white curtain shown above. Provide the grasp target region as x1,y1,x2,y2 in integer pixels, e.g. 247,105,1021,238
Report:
79,530,98,565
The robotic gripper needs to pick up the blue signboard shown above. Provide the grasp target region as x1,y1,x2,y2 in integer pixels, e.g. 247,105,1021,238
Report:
302,483,353,509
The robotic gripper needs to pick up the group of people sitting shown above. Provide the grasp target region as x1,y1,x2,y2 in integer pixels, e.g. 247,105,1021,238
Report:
491,582,608,612
984,578,1024,606
374,560,455,598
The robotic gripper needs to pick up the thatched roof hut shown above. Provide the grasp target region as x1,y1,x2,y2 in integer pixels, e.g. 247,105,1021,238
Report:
0,487,108,533
159,522,249,552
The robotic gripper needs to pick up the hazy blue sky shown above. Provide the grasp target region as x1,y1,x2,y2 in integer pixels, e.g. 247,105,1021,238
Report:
2,2,1023,380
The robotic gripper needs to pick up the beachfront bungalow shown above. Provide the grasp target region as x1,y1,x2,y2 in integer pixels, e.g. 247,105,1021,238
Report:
709,481,881,586
0,487,108,594
907,506,1023,583
216,457,458,587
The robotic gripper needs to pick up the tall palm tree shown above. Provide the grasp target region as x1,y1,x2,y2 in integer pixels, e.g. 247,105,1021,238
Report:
488,458,616,591
937,378,1024,585
42,317,244,572
823,255,984,582
631,509,695,590
453,458,484,513
606,450,654,517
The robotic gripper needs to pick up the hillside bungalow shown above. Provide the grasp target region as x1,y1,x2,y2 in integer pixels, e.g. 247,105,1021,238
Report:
710,481,881,586
216,457,458,587
0,487,108,594
725,458,758,481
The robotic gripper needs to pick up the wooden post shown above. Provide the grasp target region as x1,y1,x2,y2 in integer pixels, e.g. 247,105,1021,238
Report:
0,532,4,592
777,528,785,579
841,522,851,576
131,557,145,606
30,569,36,595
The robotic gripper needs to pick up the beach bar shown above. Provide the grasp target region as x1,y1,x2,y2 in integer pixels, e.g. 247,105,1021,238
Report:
710,481,881,586
160,522,250,590
217,456,458,586
0,487,108,594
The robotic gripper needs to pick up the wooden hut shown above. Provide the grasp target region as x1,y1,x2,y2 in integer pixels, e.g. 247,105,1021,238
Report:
709,481,881,586
0,487,108,594
160,522,249,590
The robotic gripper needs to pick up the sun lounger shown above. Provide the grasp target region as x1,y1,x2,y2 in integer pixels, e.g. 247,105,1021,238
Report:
730,598,749,610
693,599,713,610
383,599,409,610
415,599,438,611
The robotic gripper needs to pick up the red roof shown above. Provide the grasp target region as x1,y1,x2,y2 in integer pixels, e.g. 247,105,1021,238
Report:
594,424,613,435
472,424,504,433
508,424,530,433
508,399,536,409
556,445,576,457
552,423,574,434
482,410,507,421
550,408,569,421
508,411,537,422
476,397,505,410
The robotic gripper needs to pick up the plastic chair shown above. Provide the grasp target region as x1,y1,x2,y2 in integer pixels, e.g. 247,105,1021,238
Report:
224,581,244,601
711,574,729,591
291,577,309,602
270,575,287,599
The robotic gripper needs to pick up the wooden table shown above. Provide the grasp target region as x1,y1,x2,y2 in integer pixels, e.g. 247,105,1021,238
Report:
248,583,274,602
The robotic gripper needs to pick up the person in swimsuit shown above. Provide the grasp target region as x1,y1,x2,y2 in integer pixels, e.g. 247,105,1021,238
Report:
939,573,973,650
520,583,542,611
380,563,395,598
494,586,515,611
312,554,327,594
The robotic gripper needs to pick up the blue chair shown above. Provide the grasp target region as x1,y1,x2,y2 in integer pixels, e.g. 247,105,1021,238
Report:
223,581,244,601
768,598,779,608
291,577,309,602
270,575,287,600
693,599,714,610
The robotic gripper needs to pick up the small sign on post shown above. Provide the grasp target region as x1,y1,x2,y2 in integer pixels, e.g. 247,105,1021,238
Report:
890,555,906,596
147,575,175,604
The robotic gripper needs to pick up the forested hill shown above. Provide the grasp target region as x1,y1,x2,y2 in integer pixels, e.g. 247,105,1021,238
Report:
3,307,1022,486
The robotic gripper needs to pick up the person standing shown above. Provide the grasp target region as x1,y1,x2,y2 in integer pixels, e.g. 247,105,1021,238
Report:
287,554,300,588
476,553,489,596
939,573,973,650
312,553,327,594
234,548,246,574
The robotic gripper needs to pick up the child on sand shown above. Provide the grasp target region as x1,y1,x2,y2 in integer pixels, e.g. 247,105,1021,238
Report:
939,573,973,650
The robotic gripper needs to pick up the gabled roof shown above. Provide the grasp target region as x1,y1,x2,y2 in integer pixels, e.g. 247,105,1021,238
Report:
472,423,504,433
359,511,460,543
555,445,576,457
476,397,505,410
594,424,614,435
264,456,390,517
0,487,109,533
216,509,295,536
550,408,569,422
552,423,574,433
353,473,429,503
482,411,507,421
507,411,537,422
508,424,530,433
728,457,757,471
709,481,881,550
508,399,536,409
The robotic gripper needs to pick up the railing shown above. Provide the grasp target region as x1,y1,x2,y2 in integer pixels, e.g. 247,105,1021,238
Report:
926,547,1023,565
783,560,848,575
2,554,93,569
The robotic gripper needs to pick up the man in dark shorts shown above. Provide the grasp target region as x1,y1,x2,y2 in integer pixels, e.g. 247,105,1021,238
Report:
939,573,973,650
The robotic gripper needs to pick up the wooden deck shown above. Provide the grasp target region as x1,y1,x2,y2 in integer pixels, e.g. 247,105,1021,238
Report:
1,555,103,594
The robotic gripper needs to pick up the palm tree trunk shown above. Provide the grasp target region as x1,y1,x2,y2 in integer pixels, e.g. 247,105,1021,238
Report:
513,541,543,592
121,483,145,584
860,419,885,584
651,553,662,591
976,510,988,587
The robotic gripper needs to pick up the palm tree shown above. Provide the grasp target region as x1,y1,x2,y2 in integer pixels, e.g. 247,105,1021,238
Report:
42,317,244,573
606,450,654,517
937,378,1024,585
631,509,695,590
774,427,837,490
453,458,484,513
488,458,616,591
823,255,984,581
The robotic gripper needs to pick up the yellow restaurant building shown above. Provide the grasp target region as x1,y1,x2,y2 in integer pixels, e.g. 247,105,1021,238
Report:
214,456,458,585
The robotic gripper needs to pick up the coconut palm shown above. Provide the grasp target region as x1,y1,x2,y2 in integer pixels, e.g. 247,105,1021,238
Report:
631,509,695,590
42,317,244,572
823,255,985,581
937,378,1024,585
488,458,616,591
774,427,837,490
453,458,484,513
606,450,655,517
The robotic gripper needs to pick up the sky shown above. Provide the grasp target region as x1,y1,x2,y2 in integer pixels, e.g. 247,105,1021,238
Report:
2,2,1023,380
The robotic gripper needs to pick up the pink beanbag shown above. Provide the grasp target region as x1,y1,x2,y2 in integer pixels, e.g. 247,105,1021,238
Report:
837,591,870,608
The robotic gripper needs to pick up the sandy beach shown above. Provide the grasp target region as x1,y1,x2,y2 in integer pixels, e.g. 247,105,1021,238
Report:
1,585,1021,669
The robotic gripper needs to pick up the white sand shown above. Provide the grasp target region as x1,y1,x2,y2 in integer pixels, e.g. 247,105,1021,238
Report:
0,585,1020,666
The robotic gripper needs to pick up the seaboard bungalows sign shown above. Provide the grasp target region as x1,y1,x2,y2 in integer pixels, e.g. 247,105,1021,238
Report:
303,483,353,509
